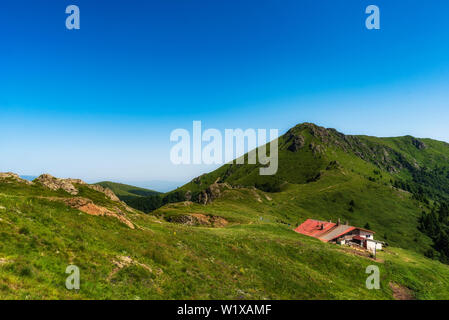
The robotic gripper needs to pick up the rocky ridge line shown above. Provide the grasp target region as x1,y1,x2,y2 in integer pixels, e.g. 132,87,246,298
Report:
34,173,120,201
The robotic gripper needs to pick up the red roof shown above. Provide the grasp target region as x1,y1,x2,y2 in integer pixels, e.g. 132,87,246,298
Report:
295,219,373,242
294,219,336,239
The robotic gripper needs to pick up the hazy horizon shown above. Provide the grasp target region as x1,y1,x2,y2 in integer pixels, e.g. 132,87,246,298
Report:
1,0,449,183
18,175,184,193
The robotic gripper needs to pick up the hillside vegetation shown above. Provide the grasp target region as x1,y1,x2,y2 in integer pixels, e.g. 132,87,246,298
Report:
2,123,449,299
95,181,164,214
95,181,161,198
1,175,449,299
165,123,449,261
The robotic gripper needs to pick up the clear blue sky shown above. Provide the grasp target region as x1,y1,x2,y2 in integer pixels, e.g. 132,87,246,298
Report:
0,0,448,189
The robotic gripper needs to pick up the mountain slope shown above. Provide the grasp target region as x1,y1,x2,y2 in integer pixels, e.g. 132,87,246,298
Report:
178,123,449,198
2,123,449,299
2,174,449,299
95,181,161,198
163,123,449,257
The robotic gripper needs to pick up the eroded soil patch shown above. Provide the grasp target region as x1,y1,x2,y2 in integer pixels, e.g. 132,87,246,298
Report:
166,213,228,227
63,197,135,229
389,282,414,300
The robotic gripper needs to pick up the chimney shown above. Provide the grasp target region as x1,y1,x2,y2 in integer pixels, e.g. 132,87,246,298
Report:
345,220,349,225
337,218,341,226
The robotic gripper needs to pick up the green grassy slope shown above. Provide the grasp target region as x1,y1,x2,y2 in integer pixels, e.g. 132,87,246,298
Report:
2,123,449,299
95,181,161,198
1,177,449,299
156,172,431,254
178,123,449,196
169,123,449,255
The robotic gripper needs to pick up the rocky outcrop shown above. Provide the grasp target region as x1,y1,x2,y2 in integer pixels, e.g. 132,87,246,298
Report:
197,179,226,205
35,174,79,195
284,123,423,174
411,138,427,150
192,175,205,185
88,184,120,202
326,160,342,170
107,256,155,281
309,142,325,155
304,123,332,142
285,131,305,152
0,172,33,185
167,213,228,227
184,190,192,201
35,174,120,201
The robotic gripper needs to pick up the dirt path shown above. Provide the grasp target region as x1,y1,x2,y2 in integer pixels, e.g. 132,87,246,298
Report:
389,282,414,300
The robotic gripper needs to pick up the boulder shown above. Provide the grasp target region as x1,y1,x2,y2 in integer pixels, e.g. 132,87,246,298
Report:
411,138,427,150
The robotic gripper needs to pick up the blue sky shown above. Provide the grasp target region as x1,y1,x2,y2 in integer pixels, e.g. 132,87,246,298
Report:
0,0,448,190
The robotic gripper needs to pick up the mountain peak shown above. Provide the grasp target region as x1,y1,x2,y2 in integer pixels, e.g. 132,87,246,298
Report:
289,122,328,135
283,122,344,154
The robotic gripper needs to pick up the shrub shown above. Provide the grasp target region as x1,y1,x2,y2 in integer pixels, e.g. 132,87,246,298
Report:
18,227,30,235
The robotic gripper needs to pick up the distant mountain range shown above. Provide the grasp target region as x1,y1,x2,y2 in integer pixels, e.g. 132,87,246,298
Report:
95,181,161,198
122,180,185,193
